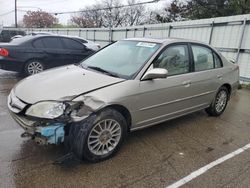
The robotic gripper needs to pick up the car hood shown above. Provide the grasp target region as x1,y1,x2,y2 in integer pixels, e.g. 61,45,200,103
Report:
13,65,124,104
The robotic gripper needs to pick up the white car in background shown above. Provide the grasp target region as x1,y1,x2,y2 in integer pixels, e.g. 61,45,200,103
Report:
71,36,101,51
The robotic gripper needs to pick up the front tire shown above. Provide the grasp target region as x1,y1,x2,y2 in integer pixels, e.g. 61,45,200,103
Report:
69,108,127,162
205,86,229,116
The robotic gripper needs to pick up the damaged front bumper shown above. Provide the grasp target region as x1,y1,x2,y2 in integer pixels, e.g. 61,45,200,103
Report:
10,111,66,145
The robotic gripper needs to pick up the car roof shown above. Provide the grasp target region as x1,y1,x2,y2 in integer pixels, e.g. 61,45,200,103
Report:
24,34,79,40
9,34,70,44
123,37,207,45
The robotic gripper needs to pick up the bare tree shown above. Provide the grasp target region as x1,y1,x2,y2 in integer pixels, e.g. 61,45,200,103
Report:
124,0,146,26
99,0,127,28
70,0,147,28
71,16,95,28
23,10,58,28
71,3,104,28
154,0,187,23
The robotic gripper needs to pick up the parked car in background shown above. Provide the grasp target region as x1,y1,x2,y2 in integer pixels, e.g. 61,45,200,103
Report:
70,36,101,51
10,35,25,41
11,32,55,41
0,29,26,42
0,35,94,76
8,38,239,162
11,32,101,51
30,32,55,36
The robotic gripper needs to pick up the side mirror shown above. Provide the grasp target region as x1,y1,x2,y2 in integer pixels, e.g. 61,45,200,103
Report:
228,58,236,64
141,68,168,81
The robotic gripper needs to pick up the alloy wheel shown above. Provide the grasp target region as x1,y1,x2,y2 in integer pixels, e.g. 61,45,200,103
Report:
27,61,44,75
87,119,122,156
215,90,228,113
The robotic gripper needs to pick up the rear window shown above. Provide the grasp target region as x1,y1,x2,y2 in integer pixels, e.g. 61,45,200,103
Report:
214,52,223,68
61,38,84,50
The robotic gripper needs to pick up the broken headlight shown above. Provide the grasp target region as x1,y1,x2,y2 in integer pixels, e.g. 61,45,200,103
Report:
25,101,66,119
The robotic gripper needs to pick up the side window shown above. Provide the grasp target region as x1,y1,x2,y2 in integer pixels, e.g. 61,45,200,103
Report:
42,37,64,49
1,30,9,37
33,39,44,48
192,45,214,71
17,31,25,36
214,53,223,68
9,31,16,37
153,45,190,76
61,38,84,50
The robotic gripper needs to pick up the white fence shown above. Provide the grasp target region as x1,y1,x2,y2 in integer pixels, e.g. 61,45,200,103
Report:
5,14,250,82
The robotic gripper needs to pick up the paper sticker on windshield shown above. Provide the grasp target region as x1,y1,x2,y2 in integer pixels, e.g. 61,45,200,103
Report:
136,42,156,48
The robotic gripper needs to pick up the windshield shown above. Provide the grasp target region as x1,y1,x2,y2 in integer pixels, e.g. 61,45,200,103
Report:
81,40,161,79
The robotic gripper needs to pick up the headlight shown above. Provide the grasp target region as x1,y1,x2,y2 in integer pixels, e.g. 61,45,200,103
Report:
26,101,66,119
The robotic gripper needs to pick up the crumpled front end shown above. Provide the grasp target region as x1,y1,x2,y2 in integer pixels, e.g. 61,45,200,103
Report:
8,91,67,145
7,90,105,145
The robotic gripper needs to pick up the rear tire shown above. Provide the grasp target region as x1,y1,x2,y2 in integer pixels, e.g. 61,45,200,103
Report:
68,108,127,162
205,86,229,116
24,60,45,76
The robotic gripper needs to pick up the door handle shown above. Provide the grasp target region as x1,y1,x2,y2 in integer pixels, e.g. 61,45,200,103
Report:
182,80,191,87
217,74,222,79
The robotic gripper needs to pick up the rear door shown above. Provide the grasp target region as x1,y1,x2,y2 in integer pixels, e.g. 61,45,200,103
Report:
189,43,224,106
61,37,92,63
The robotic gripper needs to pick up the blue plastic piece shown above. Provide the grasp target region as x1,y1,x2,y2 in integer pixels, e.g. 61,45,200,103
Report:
39,123,65,144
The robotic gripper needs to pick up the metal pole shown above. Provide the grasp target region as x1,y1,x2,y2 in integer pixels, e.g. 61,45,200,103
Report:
236,18,247,64
110,29,113,43
125,28,128,38
143,27,146,37
208,21,214,44
168,25,171,37
15,0,17,28
93,30,96,42
108,9,112,43
133,28,136,37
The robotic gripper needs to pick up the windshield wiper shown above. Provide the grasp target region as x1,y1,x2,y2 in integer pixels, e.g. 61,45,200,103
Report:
87,66,120,78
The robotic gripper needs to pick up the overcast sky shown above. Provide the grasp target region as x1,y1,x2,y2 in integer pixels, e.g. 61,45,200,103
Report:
0,0,167,27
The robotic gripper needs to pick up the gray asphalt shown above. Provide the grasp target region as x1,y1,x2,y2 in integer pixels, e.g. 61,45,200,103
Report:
0,69,250,188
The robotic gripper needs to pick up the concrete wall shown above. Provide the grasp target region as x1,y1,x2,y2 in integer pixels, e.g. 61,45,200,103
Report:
4,14,250,82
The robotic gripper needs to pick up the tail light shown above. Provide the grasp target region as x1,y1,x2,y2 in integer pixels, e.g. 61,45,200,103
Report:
0,48,9,57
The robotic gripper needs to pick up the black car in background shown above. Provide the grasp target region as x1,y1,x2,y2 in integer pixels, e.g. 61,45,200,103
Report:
0,29,26,42
0,35,95,76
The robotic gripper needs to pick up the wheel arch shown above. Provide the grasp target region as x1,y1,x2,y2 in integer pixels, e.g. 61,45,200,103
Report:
102,104,132,132
221,83,232,98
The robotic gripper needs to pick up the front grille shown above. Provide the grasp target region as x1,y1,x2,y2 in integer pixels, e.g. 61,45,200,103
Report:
8,91,38,131
8,90,27,113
